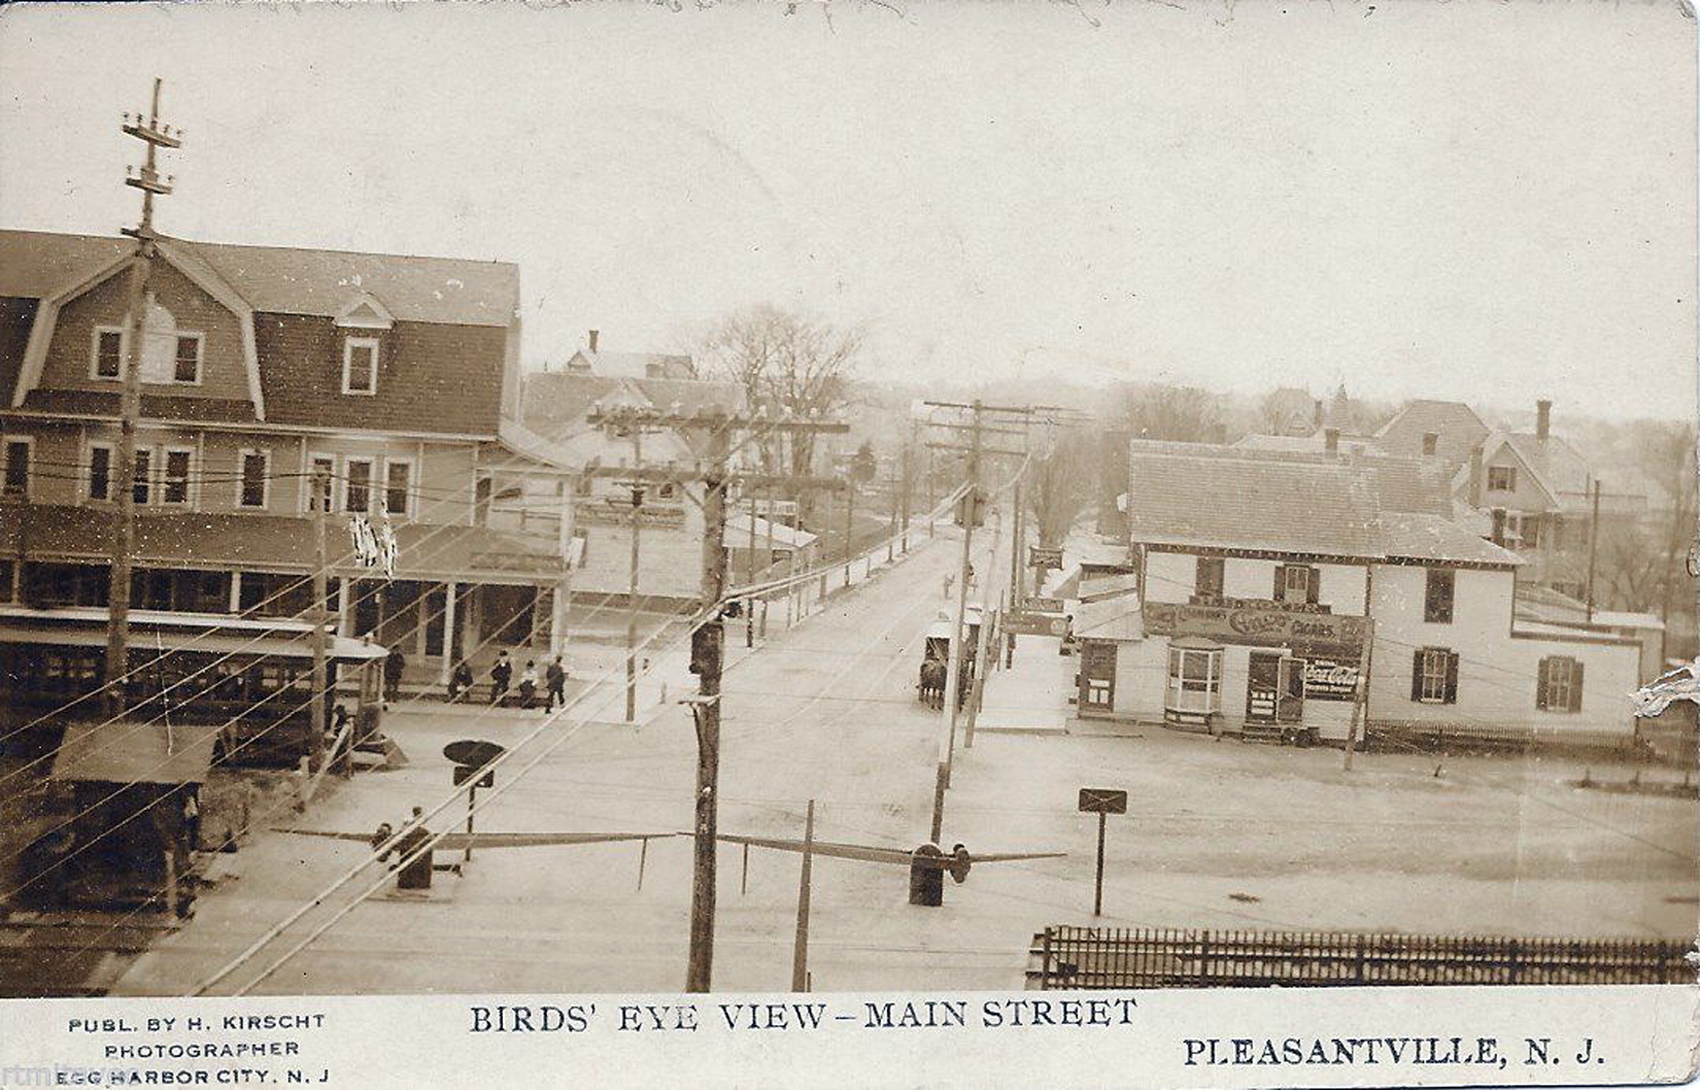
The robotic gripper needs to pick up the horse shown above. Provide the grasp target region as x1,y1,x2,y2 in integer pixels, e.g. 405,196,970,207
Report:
918,659,947,708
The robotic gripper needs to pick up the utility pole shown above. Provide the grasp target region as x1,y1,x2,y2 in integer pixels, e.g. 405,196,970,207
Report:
625,428,644,723
1343,618,1374,772
932,400,981,844
899,429,912,553
791,798,815,992
587,406,848,995
1586,479,1601,621
746,485,758,648
762,488,775,638
843,483,855,589
309,468,330,774
104,78,181,718
886,458,898,564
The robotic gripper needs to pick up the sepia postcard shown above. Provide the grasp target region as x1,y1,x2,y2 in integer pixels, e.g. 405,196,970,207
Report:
0,0,1696,1086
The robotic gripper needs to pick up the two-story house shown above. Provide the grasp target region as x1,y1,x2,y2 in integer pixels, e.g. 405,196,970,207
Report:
0,228,574,690
1072,441,1645,749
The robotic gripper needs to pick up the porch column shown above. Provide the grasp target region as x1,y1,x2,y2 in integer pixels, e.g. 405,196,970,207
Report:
228,570,242,613
439,581,458,686
415,582,429,658
550,577,569,657
336,576,352,636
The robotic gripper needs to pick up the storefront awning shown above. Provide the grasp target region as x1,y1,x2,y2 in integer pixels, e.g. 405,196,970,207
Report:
50,721,221,785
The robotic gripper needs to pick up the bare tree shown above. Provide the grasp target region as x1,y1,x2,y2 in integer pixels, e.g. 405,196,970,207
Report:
698,304,862,481
1641,421,1699,634
1120,383,1224,442
1025,430,1097,548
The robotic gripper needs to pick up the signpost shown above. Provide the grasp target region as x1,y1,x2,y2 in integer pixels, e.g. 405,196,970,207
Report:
445,740,505,863
1077,787,1127,916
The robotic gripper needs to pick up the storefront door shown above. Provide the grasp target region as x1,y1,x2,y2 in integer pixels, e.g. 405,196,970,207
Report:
1080,641,1116,713
1246,652,1281,723
1276,656,1305,724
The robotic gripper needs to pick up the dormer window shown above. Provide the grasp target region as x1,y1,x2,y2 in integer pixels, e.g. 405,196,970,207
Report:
343,337,379,396
92,327,126,380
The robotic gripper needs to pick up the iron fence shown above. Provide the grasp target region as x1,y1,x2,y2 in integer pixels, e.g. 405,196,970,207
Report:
1027,926,1695,989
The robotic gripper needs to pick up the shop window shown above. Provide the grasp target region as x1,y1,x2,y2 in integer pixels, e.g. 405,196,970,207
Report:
1194,556,1224,599
1274,563,1318,606
1487,466,1516,492
1166,645,1223,715
1411,646,1458,705
1537,655,1584,712
1423,567,1454,624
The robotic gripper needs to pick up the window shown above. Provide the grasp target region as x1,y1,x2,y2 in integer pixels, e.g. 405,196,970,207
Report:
0,559,11,603
1521,515,1541,548
161,448,193,505
1421,432,1438,456
238,449,270,509
342,337,379,395
1487,466,1516,492
1165,645,1224,714
308,455,337,512
1411,647,1458,705
172,333,203,384
86,442,113,501
1195,556,1224,599
345,457,373,514
1274,563,1317,606
1423,567,1454,624
3,437,31,498
657,482,677,501
92,327,125,380
384,459,412,516
132,448,152,505
1537,656,1584,713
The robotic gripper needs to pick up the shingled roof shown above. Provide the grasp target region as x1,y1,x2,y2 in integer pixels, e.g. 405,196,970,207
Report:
1125,441,1516,565
0,229,519,328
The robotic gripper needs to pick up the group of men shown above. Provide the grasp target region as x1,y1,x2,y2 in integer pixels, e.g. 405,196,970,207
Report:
446,650,568,710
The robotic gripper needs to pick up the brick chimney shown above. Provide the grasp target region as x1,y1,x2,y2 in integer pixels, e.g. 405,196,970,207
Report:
1468,446,1483,507
588,329,600,353
1536,399,1551,441
1324,428,1340,453
1313,399,1324,428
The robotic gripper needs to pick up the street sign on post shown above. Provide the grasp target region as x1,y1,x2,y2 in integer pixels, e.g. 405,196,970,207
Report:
1006,610,1069,637
1077,788,1127,916
445,740,506,863
1028,545,1063,570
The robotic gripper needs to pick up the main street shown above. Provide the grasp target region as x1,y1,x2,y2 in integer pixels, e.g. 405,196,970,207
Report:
113,523,1058,996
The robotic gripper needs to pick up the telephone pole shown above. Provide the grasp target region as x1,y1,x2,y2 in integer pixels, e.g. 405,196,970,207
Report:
309,468,330,773
105,78,182,718
932,400,981,843
624,428,644,723
587,406,848,995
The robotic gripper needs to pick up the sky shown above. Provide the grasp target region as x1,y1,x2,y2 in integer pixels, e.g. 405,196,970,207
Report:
1,1,1695,421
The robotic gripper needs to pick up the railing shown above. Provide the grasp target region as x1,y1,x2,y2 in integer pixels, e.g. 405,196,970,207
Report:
1027,926,1695,989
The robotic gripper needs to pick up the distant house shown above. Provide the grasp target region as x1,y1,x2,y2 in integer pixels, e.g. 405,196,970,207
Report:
519,368,746,607
559,329,695,380
1262,387,1321,437
1372,398,1491,471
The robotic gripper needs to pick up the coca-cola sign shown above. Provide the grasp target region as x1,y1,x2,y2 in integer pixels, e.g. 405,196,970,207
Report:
1301,658,1359,700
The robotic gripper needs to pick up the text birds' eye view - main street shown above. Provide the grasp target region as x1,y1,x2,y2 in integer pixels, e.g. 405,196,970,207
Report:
0,3,1695,1005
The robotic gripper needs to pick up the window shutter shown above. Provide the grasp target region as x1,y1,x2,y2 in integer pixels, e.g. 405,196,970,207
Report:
1273,565,1284,599
1568,661,1584,712
1535,657,1549,710
1443,651,1460,705
1306,566,1320,605
1410,650,1424,701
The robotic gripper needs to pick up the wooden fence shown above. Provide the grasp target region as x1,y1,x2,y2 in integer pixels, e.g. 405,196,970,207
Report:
1027,926,1695,989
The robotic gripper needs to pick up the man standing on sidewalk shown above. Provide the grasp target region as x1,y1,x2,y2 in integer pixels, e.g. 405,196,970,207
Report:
545,655,567,711
383,644,406,705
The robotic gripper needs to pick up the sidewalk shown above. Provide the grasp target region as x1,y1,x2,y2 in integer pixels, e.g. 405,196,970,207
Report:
973,633,1074,735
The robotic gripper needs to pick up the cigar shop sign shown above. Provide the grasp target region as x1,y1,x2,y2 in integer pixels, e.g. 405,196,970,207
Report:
1143,601,1368,651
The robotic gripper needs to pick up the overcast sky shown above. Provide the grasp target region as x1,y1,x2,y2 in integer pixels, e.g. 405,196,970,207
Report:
1,1,1694,420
